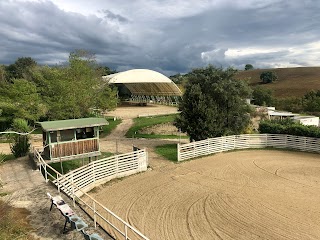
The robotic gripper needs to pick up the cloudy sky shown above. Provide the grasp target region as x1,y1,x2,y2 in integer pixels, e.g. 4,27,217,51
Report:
1,0,320,75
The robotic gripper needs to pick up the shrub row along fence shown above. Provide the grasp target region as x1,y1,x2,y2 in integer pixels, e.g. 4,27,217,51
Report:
34,148,149,240
177,134,320,162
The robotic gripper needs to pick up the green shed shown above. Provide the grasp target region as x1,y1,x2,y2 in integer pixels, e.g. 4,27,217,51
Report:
37,118,108,162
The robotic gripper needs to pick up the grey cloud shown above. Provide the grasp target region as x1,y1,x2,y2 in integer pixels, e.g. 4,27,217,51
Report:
0,0,320,75
102,10,129,23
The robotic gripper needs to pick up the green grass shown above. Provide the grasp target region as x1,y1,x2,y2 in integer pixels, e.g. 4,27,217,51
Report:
49,151,113,175
100,117,122,137
0,153,15,163
155,144,178,162
126,114,188,139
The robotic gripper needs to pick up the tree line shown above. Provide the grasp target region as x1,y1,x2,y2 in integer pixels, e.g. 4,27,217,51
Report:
0,50,118,130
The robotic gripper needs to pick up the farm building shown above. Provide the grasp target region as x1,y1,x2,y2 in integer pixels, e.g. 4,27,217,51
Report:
102,69,182,105
267,109,298,120
37,118,108,162
293,115,319,126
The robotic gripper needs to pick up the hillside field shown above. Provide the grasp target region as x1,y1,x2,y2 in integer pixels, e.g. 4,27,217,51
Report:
235,67,320,98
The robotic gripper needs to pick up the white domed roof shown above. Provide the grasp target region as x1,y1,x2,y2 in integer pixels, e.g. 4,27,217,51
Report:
103,69,182,96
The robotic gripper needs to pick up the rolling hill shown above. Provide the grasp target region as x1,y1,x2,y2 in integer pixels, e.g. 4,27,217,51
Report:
235,67,320,98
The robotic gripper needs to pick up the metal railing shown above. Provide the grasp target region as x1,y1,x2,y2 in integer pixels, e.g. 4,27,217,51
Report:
34,148,149,240
178,134,320,161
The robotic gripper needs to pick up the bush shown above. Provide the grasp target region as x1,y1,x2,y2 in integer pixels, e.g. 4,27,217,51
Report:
259,119,320,138
9,119,31,158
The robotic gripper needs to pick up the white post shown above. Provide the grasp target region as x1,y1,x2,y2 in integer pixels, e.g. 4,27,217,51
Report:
193,141,196,158
93,200,97,228
71,172,75,207
177,143,181,162
44,164,48,183
125,224,128,240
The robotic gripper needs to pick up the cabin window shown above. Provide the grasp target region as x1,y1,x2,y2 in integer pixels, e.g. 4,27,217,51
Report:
60,129,74,142
50,131,57,143
76,127,94,139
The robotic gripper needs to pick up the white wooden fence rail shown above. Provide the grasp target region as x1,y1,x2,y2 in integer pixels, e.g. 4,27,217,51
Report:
177,134,320,161
34,148,149,240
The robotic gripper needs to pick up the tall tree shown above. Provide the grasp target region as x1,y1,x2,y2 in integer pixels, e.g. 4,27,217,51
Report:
252,86,274,106
175,65,252,141
0,79,46,123
5,57,37,81
30,50,118,120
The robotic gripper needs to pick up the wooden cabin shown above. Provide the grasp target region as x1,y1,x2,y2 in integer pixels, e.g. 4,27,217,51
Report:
37,118,108,162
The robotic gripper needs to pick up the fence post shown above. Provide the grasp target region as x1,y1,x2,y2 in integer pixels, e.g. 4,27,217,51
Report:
207,139,210,155
115,155,119,177
193,141,196,158
92,162,96,183
71,172,75,207
93,200,97,228
177,144,181,162
125,224,128,240
44,164,48,183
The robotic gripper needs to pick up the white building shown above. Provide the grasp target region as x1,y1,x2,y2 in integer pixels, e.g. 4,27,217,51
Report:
293,116,319,127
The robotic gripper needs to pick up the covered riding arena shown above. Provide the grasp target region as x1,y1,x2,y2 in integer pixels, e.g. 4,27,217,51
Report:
90,150,320,240
103,69,182,105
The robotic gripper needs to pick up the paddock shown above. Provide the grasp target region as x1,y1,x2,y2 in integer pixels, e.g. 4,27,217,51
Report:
90,150,320,240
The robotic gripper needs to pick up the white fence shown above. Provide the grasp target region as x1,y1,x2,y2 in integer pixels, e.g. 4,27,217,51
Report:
35,149,149,240
177,134,320,161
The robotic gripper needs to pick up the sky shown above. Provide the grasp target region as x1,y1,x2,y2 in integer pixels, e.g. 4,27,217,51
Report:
1,0,320,75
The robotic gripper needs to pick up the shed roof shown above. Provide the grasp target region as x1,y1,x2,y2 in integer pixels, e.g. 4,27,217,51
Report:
103,69,182,96
37,118,108,131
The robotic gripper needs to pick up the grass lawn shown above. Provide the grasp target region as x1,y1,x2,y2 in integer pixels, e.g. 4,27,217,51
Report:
100,117,122,137
126,114,188,139
155,144,178,162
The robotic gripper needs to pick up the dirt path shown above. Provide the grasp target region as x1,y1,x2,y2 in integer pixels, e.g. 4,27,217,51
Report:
90,150,320,240
0,157,109,240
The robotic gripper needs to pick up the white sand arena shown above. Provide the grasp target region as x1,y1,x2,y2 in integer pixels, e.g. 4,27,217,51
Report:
90,150,320,240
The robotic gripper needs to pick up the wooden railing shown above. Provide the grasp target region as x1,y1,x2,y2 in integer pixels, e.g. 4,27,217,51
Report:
178,134,320,161
50,138,99,158
34,148,149,240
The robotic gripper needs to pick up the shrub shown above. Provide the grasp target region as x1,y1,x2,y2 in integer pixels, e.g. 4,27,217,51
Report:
259,119,320,138
9,118,31,157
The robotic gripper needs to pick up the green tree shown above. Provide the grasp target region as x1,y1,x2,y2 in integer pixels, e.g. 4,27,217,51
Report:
0,79,46,123
252,86,274,106
175,65,252,141
245,64,254,70
303,90,320,113
9,118,31,157
5,57,37,81
260,71,278,84
30,50,118,120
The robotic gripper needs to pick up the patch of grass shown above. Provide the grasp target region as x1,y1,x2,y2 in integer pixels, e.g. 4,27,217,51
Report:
0,138,12,143
0,200,36,240
0,153,15,162
49,152,113,175
126,114,187,139
155,144,178,162
100,117,122,137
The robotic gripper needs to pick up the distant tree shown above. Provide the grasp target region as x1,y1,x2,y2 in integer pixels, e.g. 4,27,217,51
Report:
252,86,274,106
175,65,252,141
245,64,254,70
303,90,320,113
6,57,37,81
260,71,278,84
